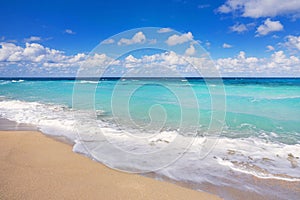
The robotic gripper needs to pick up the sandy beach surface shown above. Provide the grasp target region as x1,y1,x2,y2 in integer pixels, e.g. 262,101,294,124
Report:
0,130,222,200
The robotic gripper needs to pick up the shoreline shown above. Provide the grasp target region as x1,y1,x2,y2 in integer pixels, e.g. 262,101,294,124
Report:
0,130,222,200
1,118,300,199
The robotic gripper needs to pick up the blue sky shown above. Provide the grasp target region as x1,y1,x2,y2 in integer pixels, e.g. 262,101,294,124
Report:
1,0,300,77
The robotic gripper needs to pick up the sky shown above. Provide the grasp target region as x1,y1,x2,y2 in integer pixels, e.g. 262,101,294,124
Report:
0,0,300,77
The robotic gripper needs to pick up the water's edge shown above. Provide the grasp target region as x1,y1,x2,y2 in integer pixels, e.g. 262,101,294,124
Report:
1,117,297,200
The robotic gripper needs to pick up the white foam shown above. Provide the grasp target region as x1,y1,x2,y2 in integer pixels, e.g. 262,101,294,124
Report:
11,80,24,83
0,100,78,141
220,159,300,182
0,81,10,85
1,98,299,196
215,137,300,177
78,80,98,84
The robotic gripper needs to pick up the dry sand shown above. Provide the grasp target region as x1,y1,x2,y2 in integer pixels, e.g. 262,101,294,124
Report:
0,131,222,200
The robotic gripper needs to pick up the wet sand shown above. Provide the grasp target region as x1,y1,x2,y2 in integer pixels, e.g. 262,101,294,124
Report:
0,130,222,200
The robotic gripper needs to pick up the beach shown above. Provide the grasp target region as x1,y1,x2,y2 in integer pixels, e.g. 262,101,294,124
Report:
1,0,300,198
1,78,300,199
0,130,222,200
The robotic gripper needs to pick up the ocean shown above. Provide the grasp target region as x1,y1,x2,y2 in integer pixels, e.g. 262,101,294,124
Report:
0,77,299,199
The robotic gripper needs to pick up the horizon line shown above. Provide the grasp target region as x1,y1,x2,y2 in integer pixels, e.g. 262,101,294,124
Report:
1,76,300,79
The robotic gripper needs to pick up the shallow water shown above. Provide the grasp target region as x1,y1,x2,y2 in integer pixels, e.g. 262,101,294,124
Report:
0,77,299,199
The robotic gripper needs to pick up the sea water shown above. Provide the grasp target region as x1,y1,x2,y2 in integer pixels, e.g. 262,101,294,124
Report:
0,78,299,199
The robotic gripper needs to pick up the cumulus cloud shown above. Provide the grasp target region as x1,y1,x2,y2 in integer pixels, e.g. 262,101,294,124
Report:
65,29,76,34
166,32,193,46
223,43,232,48
109,51,214,76
102,38,115,44
216,54,239,73
256,18,283,36
267,51,300,71
218,0,300,18
0,42,86,67
284,35,300,51
266,45,275,51
230,23,247,33
118,32,146,45
157,28,172,33
0,42,125,76
230,23,252,34
123,55,141,68
1,41,299,77
216,50,300,76
117,50,300,76
185,44,196,56
24,36,41,42
0,43,23,62
81,53,119,71
216,51,260,73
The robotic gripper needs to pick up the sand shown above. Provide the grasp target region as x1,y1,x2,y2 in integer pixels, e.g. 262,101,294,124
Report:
0,131,222,200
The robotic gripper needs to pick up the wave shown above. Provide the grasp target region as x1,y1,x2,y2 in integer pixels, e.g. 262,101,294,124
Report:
263,95,300,100
0,98,299,197
0,81,10,85
226,93,300,101
11,79,24,83
78,80,99,84
212,137,300,181
0,80,25,85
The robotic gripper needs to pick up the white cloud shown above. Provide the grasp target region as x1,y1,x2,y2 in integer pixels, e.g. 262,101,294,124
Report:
118,32,146,45
119,50,300,76
0,43,23,62
0,42,124,76
81,53,118,70
1,41,300,77
223,43,233,48
166,32,193,46
67,53,86,63
205,41,211,48
24,36,41,43
266,45,275,51
284,35,300,51
114,51,208,76
185,44,196,56
267,51,300,71
218,0,300,18
0,42,86,67
256,18,283,36
218,4,232,13
102,38,115,44
123,55,142,68
157,28,172,33
216,50,300,76
65,29,76,34
125,54,140,63
230,23,247,33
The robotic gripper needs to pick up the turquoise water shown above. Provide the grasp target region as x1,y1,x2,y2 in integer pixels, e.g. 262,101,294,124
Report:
0,78,300,199
1,78,299,144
